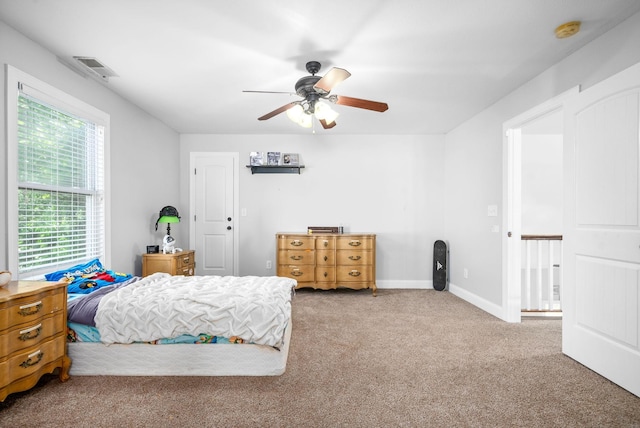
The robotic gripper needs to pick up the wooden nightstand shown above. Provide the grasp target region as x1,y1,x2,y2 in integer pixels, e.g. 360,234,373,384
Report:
142,250,195,276
0,280,71,402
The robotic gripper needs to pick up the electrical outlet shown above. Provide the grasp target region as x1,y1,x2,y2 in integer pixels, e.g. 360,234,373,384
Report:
266,260,272,269
463,268,469,279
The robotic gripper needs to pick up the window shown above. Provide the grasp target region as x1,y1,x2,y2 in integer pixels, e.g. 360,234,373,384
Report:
7,66,110,278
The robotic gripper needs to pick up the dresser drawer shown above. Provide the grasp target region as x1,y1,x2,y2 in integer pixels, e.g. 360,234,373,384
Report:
0,312,65,358
315,267,336,282
337,237,374,250
315,237,335,250
0,335,65,388
277,265,315,283
337,265,373,282
316,250,335,266
277,235,314,250
279,250,314,265
0,290,65,330
336,250,373,266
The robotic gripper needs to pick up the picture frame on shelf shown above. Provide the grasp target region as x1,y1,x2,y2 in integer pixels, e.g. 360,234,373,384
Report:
267,151,281,165
282,153,299,166
249,151,264,166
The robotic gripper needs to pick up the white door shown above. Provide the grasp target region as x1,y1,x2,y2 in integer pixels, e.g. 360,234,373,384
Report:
190,153,239,276
563,62,640,397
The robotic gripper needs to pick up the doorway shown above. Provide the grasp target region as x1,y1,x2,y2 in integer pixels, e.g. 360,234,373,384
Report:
189,152,239,276
502,87,578,322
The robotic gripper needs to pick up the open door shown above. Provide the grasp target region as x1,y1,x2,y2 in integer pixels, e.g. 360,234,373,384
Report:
563,62,640,397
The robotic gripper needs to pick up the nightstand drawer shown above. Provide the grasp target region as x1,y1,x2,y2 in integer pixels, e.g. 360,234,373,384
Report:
176,252,194,269
0,290,65,330
0,335,65,387
0,312,65,358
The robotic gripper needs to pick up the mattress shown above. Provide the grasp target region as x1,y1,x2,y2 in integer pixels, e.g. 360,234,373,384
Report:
67,320,292,376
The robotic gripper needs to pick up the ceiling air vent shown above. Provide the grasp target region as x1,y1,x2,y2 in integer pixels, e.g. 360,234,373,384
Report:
72,56,118,82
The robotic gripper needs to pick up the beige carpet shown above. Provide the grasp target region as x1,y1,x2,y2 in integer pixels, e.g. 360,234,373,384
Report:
1,289,639,427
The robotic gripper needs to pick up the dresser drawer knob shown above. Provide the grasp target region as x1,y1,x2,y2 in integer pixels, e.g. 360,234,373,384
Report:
19,323,42,341
324,271,328,278
323,240,328,247
290,255,303,261
20,350,44,368
183,257,190,264
290,270,303,277
291,240,303,247
324,255,328,262
348,255,361,261
348,241,362,247
19,301,43,316
349,270,361,277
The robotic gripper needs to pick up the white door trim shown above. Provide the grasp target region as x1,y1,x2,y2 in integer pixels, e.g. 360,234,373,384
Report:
188,152,240,276
502,86,579,322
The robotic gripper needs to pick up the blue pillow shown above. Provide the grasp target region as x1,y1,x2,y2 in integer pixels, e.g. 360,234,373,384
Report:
45,258,103,282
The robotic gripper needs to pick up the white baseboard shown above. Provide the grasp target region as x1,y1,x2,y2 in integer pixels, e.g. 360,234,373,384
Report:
448,282,504,320
376,280,504,321
377,279,432,289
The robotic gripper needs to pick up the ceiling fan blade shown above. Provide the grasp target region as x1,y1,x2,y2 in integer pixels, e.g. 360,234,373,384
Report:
313,67,351,94
319,119,337,129
333,95,389,112
258,103,298,121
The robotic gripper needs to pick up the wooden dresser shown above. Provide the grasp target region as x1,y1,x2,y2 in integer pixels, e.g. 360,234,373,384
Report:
142,250,195,276
0,280,70,402
277,233,377,296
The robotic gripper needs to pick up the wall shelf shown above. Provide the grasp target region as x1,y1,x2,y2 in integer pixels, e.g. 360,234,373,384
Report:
246,165,305,174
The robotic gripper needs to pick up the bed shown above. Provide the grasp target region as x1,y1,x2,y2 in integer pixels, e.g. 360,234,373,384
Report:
50,260,296,376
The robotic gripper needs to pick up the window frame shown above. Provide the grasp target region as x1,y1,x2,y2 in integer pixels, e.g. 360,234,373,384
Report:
6,65,111,278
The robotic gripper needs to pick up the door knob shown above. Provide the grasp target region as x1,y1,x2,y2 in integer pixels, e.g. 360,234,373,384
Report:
227,226,232,230
227,217,232,221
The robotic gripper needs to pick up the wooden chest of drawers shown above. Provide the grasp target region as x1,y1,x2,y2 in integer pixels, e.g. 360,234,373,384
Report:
142,250,195,276
0,281,70,402
277,233,377,295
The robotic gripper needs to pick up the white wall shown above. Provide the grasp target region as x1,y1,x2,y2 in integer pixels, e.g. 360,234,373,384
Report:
180,134,445,284
521,134,563,235
444,11,640,314
0,21,180,276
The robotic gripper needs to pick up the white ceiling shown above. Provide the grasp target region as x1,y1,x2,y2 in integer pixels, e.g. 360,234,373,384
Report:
2,0,639,135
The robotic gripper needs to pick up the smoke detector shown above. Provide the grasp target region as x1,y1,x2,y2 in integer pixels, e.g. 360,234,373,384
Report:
72,56,118,82
555,21,581,39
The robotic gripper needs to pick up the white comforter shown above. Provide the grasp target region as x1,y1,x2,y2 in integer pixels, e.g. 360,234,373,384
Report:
95,273,296,348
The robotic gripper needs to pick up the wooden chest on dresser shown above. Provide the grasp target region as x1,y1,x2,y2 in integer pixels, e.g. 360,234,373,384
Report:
0,281,71,402
276,233,377,296
142,250,195,276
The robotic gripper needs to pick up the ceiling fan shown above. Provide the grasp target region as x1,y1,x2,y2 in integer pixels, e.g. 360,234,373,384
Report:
244,61,388,129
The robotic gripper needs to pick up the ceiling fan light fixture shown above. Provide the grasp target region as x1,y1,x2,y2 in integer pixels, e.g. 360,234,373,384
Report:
299,113,313,128
314,101,339,125
286,103,304,123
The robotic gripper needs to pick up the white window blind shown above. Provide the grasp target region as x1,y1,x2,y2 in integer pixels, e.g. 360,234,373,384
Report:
16,84,105,275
